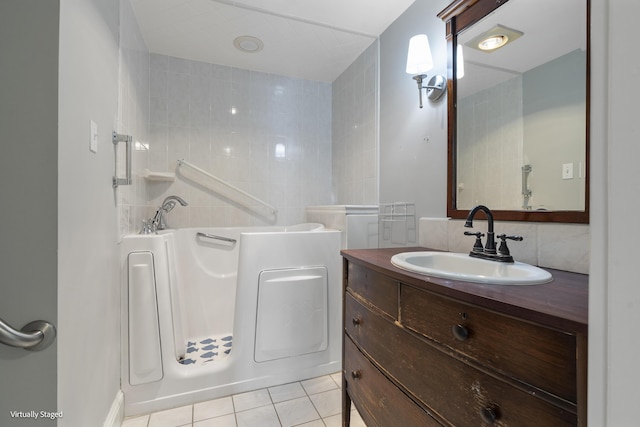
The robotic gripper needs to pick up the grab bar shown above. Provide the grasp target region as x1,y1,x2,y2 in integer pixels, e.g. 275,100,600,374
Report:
112,131,133,188
197,232,237,244
0,316,56,351
177,159,278,217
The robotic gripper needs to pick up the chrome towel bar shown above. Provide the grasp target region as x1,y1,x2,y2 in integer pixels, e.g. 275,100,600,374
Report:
196,232,237,244
0,316,56,351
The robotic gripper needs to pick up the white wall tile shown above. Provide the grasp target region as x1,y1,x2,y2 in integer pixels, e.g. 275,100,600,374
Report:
538,223,590,274
435,218,589,273
332,41,379,206
120,52,334,233
419,218,449,251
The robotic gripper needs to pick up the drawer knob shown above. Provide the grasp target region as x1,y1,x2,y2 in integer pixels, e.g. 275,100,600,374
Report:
351,370,361,379
480,406,498,424
352,317,362,326
452,324,469,341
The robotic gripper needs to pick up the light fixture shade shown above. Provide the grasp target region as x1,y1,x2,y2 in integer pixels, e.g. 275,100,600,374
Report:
456,44,465,79
406,34,434,75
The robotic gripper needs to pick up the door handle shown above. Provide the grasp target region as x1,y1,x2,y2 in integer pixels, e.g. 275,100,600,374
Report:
0,316,56,351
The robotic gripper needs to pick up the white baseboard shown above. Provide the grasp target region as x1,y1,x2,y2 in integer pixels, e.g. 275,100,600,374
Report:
103,390,124,427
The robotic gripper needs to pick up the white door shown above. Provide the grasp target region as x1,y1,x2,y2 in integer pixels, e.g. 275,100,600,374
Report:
0,1,59,425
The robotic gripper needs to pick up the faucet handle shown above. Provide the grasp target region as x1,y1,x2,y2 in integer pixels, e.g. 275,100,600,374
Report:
497,234,523,242
496,234,523,260
464,231,485,253
140,219,156,235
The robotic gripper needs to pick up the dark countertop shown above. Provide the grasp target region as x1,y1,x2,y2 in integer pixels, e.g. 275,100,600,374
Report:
341,247,588,334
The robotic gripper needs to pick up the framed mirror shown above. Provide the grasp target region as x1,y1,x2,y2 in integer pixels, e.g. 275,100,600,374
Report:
438,0,589,223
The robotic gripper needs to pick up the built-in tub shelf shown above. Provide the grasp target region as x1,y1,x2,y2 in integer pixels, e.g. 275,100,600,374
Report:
143,169,176,182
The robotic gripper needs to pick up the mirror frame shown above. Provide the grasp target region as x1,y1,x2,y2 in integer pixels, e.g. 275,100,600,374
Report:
438,0,590,223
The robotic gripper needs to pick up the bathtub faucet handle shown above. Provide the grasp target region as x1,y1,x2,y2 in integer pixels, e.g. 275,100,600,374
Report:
139,219,156,234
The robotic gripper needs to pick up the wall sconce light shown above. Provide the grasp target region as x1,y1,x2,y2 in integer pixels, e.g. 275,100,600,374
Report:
406,34,446,108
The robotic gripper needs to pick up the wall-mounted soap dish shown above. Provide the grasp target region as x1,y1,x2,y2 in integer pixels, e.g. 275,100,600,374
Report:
143,169,175,182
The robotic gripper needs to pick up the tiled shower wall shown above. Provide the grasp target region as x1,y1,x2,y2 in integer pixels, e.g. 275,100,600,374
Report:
117,11,333,235
117,0,378,237
456,76,523,211
144,55,333,228
332,41,379,205
117,0,150,236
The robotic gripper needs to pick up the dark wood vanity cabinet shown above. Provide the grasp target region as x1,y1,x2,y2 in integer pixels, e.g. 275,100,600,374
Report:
341,248,588,427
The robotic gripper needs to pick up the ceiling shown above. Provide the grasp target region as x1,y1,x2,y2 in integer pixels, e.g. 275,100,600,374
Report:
130,0,416,83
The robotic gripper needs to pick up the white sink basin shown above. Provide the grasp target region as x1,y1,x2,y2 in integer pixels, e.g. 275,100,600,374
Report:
390,251,552,285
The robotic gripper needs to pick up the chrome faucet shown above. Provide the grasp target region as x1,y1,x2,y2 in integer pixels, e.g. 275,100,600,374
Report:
463,205,522,263
144,195,188,233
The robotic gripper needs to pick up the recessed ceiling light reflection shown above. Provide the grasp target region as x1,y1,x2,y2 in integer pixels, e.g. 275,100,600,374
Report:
466,25,523,53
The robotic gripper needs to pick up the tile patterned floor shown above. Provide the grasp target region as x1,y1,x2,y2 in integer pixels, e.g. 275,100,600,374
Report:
122,372,367,427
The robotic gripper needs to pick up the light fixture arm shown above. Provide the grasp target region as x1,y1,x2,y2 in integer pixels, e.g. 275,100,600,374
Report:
412,74,446,108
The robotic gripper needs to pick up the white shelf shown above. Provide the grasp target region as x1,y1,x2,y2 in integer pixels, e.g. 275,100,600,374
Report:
143,169,175,182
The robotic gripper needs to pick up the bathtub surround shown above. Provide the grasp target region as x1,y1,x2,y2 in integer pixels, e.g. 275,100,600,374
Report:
419,218,589,274
118,51,333,235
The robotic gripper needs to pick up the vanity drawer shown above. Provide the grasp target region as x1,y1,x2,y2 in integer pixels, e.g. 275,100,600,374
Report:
346,293,576,427
344,337,442,427
400,284,577,403
346,262,398,319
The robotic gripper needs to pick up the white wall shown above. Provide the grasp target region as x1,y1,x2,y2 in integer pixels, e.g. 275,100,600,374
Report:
58,0,122,425
0,1,59,425
590,0,640,425
379,0,450,220
457,76,523,210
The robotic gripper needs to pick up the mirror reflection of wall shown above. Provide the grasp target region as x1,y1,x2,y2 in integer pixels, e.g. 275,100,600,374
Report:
457,48,586,211
451,0,587,215
456,72,523,210
523,49,586,211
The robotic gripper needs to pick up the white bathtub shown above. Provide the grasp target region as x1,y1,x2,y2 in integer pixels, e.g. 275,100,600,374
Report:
120,223,342,416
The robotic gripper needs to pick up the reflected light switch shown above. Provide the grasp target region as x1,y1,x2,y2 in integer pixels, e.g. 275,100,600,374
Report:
562,163,573,180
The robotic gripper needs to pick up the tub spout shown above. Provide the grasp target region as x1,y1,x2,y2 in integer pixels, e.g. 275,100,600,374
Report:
150,195,189,231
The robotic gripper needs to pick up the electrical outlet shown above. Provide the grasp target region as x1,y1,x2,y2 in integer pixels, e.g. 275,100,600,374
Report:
562,163,573,180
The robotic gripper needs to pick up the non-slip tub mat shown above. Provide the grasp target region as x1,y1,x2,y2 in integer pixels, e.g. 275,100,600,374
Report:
178,334,233,366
